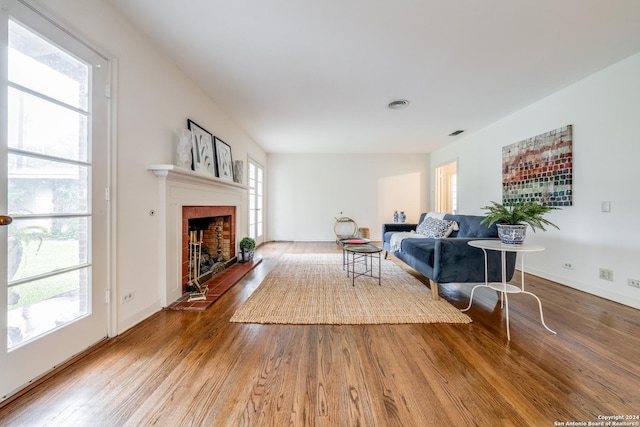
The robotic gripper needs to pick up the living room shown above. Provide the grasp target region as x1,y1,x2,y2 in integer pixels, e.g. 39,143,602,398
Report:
7,0,634,332
1,0,640,424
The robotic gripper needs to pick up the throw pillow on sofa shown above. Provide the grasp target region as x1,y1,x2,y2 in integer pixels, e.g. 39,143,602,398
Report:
416,217,457,238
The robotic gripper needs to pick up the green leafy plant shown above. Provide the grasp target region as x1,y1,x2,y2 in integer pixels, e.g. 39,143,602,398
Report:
480,201,560,232
239,237,256,250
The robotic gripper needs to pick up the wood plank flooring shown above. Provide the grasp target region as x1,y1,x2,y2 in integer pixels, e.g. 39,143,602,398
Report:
1,241,639,426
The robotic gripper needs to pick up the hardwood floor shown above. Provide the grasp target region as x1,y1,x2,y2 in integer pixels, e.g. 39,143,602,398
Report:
1,241,639,426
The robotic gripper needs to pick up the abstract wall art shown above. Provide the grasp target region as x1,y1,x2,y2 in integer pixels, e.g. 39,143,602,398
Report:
188,119,215,176
214,137,234,182
502,125,573,207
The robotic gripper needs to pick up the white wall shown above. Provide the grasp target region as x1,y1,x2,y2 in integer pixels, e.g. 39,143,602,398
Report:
430,53,640,309
268,153,430,242
36,0,268,333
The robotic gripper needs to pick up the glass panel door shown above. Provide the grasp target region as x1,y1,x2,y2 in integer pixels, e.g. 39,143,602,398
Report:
1,1,109,400
248,159,264,245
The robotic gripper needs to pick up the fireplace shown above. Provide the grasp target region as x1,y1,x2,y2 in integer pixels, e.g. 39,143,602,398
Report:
182,206,236,293
148,164,248,306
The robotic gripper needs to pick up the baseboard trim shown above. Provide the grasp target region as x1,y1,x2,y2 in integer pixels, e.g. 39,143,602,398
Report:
0,337,111,409
525,266,640,310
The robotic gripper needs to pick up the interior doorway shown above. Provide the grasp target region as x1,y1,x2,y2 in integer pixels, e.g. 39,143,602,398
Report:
434,160,458,214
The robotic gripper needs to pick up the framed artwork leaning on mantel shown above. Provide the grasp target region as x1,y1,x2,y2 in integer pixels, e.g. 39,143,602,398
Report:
188,119,215,176
214,136,234,181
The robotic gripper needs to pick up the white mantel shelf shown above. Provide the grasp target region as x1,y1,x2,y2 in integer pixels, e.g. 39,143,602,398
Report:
147,164,248,190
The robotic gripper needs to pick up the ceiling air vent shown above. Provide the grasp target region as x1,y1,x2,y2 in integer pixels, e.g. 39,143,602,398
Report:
388,99,410,109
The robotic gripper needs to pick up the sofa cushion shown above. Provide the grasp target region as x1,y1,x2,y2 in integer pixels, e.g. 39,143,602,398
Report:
401,239,436,268
443,214,498,238
416,217,457,238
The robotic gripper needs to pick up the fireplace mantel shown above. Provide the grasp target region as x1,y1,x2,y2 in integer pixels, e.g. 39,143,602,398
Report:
147,164,248,190
148,164,248,306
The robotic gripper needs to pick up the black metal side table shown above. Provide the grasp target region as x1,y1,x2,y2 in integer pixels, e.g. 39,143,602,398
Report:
343,244,383,286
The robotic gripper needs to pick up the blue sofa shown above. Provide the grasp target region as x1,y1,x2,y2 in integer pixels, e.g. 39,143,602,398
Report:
382,213,516,301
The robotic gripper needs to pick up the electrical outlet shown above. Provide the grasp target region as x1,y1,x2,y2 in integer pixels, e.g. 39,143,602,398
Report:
563,262,574,270
121,291,135,303
599,268,614,282
628,278,640,288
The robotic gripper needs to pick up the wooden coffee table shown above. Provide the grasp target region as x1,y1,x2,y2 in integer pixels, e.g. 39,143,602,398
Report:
343,244,382,286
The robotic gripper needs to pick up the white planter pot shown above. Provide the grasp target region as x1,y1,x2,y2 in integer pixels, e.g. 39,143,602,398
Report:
239,248,254,263
496,224,527,245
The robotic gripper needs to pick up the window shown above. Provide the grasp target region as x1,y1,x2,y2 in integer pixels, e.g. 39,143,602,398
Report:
248,159,264,245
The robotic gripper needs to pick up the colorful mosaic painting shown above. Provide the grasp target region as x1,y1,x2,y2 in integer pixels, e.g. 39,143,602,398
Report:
502,125,572,207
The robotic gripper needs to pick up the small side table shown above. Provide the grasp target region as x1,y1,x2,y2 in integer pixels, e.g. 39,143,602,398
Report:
462,240,556,341
343,244,382,286
339,238,371,267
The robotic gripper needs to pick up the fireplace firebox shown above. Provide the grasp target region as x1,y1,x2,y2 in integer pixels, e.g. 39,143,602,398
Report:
182,206,236,293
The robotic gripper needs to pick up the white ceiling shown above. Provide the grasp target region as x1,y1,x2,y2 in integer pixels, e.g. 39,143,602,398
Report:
109,0,640,154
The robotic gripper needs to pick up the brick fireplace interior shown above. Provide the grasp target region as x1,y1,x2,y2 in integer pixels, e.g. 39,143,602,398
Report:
182,206,236,293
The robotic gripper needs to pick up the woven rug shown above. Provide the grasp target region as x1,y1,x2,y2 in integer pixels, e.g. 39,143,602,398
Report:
230,253,471,325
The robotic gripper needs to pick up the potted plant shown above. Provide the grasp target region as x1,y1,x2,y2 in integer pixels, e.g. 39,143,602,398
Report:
238,237,256,263
480,200,560,244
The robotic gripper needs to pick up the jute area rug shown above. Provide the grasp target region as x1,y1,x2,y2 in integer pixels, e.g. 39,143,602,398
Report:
230,253,471,325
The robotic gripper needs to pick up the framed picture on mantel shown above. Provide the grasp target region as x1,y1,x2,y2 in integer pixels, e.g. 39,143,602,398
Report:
214,136,234,181
188,119,215,176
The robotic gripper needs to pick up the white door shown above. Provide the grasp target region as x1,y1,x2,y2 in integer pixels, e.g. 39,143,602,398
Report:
1,1,110,400
435,160,458,214
248,159,264,245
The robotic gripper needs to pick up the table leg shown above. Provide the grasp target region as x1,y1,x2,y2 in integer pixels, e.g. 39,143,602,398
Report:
461,284,486,312
462,248,490,312
460,248,489,312
499,251,512,340
504,287,511,341
351,252,355,286
346,250,350,277
520,253,527,292
343,246,346,270
500,251,506,308
519,253,556,335
365,252,368,273
522,291,557,334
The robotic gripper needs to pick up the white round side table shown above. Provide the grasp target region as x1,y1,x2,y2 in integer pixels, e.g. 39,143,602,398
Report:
462,240,557,341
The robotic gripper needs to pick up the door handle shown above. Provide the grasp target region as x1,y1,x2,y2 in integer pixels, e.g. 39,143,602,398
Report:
0,215,13,226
